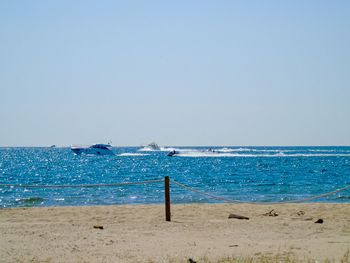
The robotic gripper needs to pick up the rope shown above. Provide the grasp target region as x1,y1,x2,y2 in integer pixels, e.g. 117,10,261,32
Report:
0,179,164,189
172,180,350,204
172,181,233,202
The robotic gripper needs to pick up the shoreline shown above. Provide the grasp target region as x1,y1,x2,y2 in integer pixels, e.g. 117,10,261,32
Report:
1,203,350,262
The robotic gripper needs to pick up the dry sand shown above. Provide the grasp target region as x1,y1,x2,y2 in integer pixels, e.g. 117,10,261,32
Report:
1,203,350,262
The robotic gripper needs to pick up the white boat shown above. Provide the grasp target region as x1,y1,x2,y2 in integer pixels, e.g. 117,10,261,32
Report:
147,142,160,150
139,142,161,151
71,144,114,155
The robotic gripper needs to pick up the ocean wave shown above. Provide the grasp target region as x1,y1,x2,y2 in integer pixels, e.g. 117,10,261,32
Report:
15,197,45,204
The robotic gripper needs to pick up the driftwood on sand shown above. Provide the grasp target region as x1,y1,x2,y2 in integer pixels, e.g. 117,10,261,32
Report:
228,213,249,220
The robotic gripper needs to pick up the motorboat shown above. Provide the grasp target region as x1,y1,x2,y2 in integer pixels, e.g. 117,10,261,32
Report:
147,142,160,150
139,142,161,151
167,150,179,157
71,144,114,155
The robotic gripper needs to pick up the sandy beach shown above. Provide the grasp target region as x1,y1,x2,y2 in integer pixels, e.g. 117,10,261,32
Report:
0,203,349,262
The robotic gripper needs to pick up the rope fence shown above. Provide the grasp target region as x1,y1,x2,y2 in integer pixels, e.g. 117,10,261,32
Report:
171,180,350,205
0,179,163,189
1,176,350,221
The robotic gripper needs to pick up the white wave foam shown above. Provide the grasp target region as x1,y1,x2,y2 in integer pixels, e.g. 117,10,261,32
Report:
280,153,350,157
160,147,179,152
138,146,178,152
251,149,284,152
177,152,240,158
174,152,350,158
233,148,284,152
216,147,283,153
217,147,254,152
216,148,236,153
118,153,150,156
137,146,350,157
210,148,350,154
138,147,158,152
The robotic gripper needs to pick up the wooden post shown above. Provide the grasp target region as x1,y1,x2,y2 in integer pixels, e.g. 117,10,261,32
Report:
164,176,171,221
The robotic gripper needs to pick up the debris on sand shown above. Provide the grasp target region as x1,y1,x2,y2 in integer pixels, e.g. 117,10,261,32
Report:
315,219,324,224
228,214,249,220
263,209,279,217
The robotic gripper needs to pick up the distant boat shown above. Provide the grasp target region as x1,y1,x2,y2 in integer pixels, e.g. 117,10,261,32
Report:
71,144,114,155
50,145,56,148
167,150,179,157
139,142,161,151
147,142,160,150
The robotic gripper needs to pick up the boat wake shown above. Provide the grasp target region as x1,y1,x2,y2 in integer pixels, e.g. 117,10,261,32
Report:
171,150,350,158
138,146,176,152
118,153,150,157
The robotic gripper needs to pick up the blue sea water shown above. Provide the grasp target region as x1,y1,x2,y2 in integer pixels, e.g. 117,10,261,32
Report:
0,146,350,207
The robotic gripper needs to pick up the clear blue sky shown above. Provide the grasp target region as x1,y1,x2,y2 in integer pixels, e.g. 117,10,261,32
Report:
1,1,349,146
